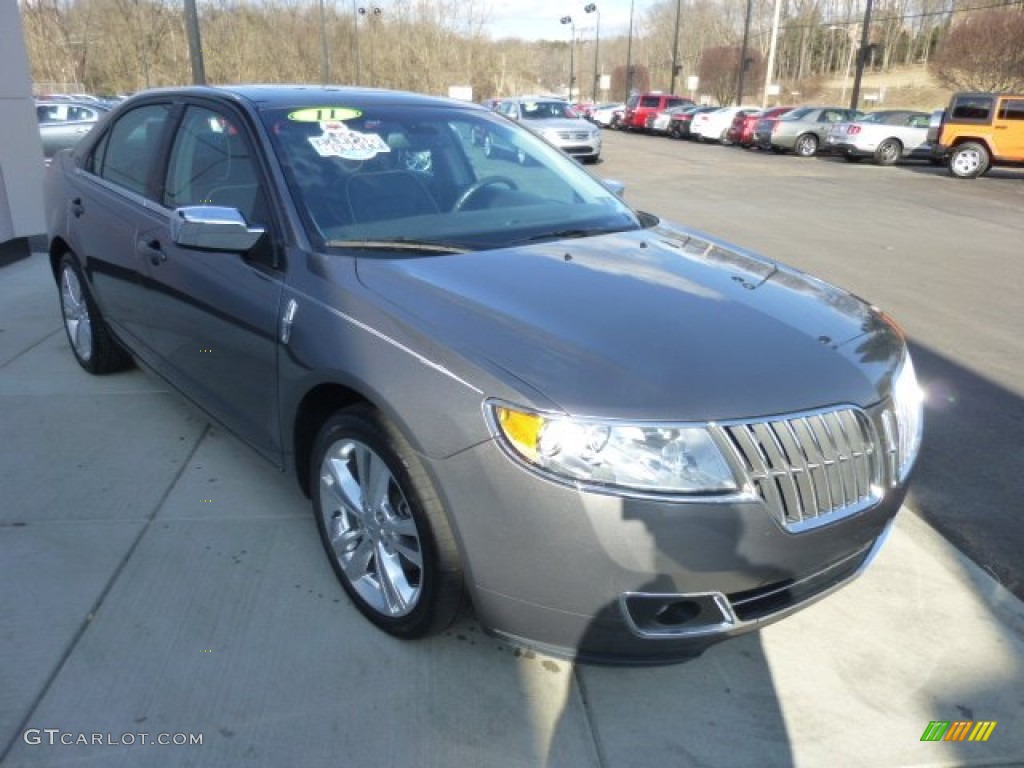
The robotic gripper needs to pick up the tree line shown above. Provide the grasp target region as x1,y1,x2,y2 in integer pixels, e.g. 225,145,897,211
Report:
19,0,1024,103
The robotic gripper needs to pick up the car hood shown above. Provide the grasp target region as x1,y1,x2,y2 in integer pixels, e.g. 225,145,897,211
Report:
355,225,902,420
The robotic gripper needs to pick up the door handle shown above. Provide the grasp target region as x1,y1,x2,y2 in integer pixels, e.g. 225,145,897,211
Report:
71,198,84,218
138,238,167,266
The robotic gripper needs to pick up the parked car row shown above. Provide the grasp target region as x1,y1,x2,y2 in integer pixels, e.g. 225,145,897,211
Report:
611,91,1024,178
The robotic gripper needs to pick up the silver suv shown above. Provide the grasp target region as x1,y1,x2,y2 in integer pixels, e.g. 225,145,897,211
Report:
489,97,601,164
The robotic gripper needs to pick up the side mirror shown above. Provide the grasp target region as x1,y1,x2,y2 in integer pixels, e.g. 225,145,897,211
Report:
171,206,265,252
601,178,626,198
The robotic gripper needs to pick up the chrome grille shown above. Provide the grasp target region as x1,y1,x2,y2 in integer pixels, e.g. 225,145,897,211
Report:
719,408,880,531
556,131,592,141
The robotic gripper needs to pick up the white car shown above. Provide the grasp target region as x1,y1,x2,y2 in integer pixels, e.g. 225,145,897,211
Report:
648,106,692,135
692,106,759,143
825,110,934,165
589,102,624,128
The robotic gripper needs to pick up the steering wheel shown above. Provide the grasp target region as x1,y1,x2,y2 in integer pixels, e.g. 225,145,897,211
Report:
453,176,519,211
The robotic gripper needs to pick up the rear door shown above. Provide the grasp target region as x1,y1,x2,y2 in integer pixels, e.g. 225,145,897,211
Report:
992,97,1024,160
67,101,176,356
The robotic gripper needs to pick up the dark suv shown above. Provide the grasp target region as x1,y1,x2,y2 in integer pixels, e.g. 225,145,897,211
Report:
929,92,1024,178
622,92,692,132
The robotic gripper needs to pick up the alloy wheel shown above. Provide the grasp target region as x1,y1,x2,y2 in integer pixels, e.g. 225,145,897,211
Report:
60,263,93,363
318,438,423,618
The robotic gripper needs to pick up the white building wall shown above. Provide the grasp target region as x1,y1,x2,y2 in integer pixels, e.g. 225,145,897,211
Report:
0,1,46,260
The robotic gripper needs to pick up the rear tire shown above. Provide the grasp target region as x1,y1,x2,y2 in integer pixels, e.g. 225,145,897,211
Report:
57,253,132,374
873,138,901,166
948,142,989,179
311,404,464,639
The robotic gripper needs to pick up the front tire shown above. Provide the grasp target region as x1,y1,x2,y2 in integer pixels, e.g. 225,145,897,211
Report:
57,253,132,374
311,405,464,639
948,142,989,179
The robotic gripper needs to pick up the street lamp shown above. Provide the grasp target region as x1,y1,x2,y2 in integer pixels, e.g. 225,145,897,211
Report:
318,0,330,83
358,6,382,86
624,0,635,102
560,16,575,100
827,25,858,105
585,4,600,104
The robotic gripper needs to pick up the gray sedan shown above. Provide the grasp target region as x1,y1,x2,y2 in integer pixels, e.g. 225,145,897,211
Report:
36,100,109,162
756,105,863,157
826,110,934,165
43,85,921,663
490,97,601,163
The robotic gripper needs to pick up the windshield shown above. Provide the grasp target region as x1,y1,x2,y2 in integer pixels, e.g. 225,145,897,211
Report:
520,101,578,120
261,103,641,252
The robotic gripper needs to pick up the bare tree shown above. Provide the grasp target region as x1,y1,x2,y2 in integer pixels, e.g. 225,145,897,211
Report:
930,9,1024,92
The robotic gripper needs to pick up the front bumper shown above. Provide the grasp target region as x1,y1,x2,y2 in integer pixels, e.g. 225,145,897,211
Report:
428,432,906,664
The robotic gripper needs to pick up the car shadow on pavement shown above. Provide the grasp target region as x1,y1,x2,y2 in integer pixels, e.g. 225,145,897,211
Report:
906,340,1024,599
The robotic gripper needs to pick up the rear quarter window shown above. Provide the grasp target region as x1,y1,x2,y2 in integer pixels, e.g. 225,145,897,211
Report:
950,97,993,121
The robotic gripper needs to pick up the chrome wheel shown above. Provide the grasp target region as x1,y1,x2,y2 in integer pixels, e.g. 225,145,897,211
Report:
318,438,423,617
795,133,818,157
60,262,93,363
874,139,901,166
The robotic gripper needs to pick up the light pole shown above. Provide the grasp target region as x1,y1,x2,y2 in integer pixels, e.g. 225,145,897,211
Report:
624,0,635,101
560,16,575,100
849,0,874,110
183,0,205,85
318,0,330,84
827,25,859,105
669,0,681,95
357,7,382,86
585,4,600,103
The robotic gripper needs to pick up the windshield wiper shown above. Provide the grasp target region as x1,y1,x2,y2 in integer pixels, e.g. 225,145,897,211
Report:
325,238,470,254
523,226,631,243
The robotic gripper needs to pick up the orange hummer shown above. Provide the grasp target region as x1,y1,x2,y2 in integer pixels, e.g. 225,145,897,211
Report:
929,92,1024,178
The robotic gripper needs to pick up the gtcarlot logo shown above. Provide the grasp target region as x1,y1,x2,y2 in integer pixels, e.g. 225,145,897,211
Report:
23,729,203,747
920,721,997,742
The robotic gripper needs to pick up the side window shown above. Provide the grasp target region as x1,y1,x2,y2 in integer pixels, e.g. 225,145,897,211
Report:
951,98,992,121
94,104,172,198
641,96,659,108
997,99,1024,121
163,105,269,227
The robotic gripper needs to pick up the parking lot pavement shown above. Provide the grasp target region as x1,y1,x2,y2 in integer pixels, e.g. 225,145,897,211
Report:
2,252,1023,767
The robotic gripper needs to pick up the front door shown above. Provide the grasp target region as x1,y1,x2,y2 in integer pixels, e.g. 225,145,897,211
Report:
140,103,285,460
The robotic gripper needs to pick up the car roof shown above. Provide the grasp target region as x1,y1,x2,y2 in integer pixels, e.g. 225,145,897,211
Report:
120,84,487,113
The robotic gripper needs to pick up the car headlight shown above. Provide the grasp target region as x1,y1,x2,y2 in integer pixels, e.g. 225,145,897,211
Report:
889,352,925,484
489,403,738,494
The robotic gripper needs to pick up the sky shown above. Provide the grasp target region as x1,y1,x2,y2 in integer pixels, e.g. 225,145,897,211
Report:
482,0,640,42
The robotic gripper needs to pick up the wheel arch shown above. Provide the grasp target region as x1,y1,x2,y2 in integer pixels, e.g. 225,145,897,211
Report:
950,135,993,154
48,237,73,282
292,381,370,498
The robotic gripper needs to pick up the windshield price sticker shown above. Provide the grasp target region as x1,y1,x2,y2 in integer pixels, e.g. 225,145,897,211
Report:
308,120,390,160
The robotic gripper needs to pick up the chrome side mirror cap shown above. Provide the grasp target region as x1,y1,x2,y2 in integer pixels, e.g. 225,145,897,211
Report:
171,206,265,252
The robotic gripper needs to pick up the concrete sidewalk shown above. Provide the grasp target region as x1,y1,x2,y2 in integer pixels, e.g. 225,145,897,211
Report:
1,253,1022,767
